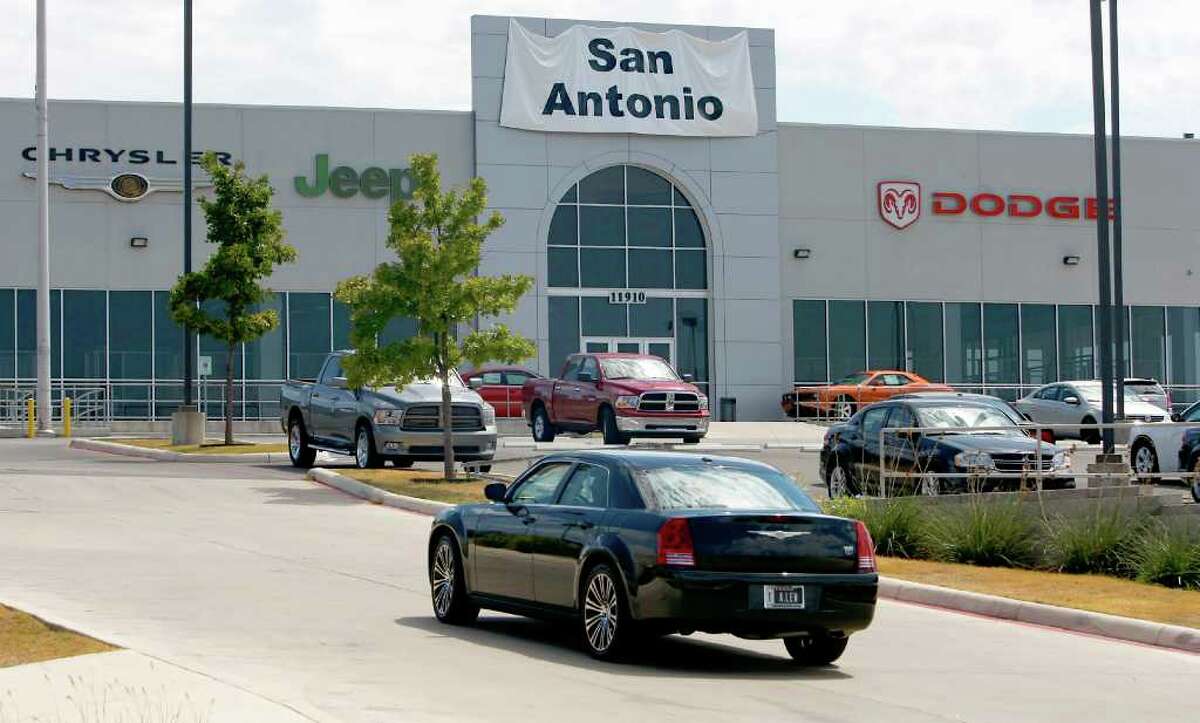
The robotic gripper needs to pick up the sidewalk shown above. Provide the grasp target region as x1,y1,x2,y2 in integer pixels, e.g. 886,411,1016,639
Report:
501,421,828,451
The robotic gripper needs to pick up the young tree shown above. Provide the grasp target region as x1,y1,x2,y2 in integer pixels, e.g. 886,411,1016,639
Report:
169,153,297,445
336,153,534,480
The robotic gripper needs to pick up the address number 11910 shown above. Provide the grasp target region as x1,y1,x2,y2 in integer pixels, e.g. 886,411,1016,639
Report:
608,290,647,305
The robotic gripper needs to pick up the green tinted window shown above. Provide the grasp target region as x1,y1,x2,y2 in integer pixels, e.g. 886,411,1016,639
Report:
548,297,579,376
109,291,152,379
1021,304,1056,386
288,293,330,380
581,297,627,336
628,249,673,288
793,300,827,382
626,167,671,205
946,302,982,385
580,248,626,288
627,208,671,247
578,166,624,204
154,291,185,379
906,302,943,382
0,289,12,379
674,208,704,247
549,247,579,287
548,205,577,245
579,206,625,246
630,298,674,337
828,301,865,380
674,250,706,289
245,294,285,380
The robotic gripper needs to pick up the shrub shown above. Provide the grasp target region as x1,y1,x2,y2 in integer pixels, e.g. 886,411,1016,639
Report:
924,498,1037,568
822,497,928,559
1119,521,1200,589
1042,505,1144,576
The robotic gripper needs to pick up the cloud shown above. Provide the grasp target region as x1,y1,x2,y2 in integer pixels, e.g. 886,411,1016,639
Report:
0,0,1195,137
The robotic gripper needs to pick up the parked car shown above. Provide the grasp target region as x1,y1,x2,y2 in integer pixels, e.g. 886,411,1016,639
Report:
819,397,1072,497
280,351,497,470
1013,381,1167,444
892,391,1057,443
1128,400,1200,492
461,366,541,418
426,450,878,662
523,353,709,445
783,370,953,419
1123,377,1171,413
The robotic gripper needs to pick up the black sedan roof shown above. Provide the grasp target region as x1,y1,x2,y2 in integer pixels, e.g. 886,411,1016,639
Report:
535,449,779,473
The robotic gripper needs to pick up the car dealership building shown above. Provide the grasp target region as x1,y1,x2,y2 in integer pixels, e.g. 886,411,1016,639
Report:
2,14,1200,422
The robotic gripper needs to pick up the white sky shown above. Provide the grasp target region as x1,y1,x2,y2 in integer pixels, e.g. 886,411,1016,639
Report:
0,0,1196,138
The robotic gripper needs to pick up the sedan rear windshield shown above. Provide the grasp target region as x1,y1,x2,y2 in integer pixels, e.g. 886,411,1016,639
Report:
638,465,820,512
600,358,678,381
915,405,1022,435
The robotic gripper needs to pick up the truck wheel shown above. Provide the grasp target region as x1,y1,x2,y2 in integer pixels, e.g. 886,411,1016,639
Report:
1081,417,1101,445
354,424,382,469
288,416,316,469
531,406,556,442
601,407,632,446
784,634,849,666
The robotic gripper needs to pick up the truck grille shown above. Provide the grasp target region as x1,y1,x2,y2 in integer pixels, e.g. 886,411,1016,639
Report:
400,404,484,432
990,453,1056,473
638,392,700,413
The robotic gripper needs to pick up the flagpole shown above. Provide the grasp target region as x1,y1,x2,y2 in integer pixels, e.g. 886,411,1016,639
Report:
35,0,51,433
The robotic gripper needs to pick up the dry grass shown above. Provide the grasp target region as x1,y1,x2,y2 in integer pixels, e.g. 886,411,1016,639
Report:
879,557,1200,629
341,469,491,505
114,438,288,455
0,604,116,668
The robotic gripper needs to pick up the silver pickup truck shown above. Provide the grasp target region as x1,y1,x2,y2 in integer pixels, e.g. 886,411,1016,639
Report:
279,351,498,470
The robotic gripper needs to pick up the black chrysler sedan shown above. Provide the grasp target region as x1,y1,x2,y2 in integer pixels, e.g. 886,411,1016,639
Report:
427,451,877,663
819,398,1073,497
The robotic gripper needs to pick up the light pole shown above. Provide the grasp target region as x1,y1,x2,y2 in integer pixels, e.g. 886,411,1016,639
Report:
1109,0,1127,420
1088,0,1115,453
35,0,51,432
183,0,194,409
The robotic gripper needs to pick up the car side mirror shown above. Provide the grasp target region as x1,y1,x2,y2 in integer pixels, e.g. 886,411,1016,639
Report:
576,371,595,383
681,373,695,383
330,376,348,389
484,482,507,503
468,377,483,390
1063,395,1080,406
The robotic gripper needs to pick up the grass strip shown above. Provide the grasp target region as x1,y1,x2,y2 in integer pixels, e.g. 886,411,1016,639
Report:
0,604,116,668
341,469,490,505
113,438,288,455
879,556,1200,630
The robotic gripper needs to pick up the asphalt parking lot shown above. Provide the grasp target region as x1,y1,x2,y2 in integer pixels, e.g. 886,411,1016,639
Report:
0,438,1195,722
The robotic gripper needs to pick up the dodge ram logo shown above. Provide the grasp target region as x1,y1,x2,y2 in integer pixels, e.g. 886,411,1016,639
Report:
878,181,921,230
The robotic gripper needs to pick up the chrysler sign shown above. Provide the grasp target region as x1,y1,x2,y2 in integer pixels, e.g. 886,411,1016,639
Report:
878,180,1114,229
499,21,758,137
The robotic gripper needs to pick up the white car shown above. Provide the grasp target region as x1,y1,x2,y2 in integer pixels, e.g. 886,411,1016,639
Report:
1123,378,1171,413
1013,381,1167,444
1128,401,1200,482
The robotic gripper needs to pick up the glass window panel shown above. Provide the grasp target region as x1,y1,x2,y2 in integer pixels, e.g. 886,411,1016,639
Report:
1058,305,1094,381
579,206,625,246
0,289,12,379
578,166,624,204
111,383,150,419
17,289,56,379
548,247,579,288
674,208,704,247
945,302,982,385
983,303,1019,399
1167,307,1200,408
245,294,285,380
647,342,671,363
153,290,185,379
581,297,628,336
380,316,419,345
906,302,943,382
630,298,673,337
154,383,184,419
792,300,827,383
559,184,577,203
1021,305,1057,387
548,296,579,376
288,293,330,380
333,300,352,350
626,167,671,205
676,298,707,387
62,290,106,379
1095,305,1131,377
868,301,905,371
628,249,673,288
828,301,865,380
109,291,152,379
673,186,692,207
579,248,626,288
1130,306,1165,381
627,208,671,247
548,205,578,246
674,250,706,289
198,299,241,379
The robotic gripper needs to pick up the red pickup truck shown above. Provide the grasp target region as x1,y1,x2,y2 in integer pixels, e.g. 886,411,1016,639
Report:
522,353,710,445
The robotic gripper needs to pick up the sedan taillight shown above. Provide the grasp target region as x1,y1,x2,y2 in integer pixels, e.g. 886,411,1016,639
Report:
656,518,695,567
854,520,877,573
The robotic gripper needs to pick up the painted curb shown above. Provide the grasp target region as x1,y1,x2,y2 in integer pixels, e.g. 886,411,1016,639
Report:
306,468,1199,655
878,577,1199,654
307,468,452,516
69,438,284,464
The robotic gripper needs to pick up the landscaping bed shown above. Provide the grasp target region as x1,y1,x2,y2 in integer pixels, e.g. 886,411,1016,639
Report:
0,604,115,668
113,438,287,455
341,469,490,505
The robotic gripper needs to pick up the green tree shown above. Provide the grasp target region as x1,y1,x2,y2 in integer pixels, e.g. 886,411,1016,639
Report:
169,153,297,445
336,153,534,480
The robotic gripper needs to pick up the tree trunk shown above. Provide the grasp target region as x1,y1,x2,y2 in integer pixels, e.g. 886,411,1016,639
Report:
440,365,456,481
225,341,235,446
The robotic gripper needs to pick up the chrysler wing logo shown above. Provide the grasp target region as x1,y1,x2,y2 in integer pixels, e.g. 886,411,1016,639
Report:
878,180,921,230
21,171,212,202
749,530,812,541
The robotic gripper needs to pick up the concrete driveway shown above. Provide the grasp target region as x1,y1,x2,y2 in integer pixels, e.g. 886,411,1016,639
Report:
0,438,1194,722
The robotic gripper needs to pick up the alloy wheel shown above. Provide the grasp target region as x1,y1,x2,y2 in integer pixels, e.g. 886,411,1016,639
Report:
356,429,370,468
919,474,939,496
289,423,301,459
583,571,619,654
533,414,545,439
828,465,849,498
836,399,854,419
1134,446,1155,474
431,539,456,619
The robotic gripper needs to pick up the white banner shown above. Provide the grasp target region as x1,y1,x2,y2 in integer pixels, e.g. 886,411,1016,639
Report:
499,21,758,137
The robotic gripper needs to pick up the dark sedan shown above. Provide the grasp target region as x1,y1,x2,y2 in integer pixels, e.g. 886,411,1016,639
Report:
819,398,1073,497
427,451,878,663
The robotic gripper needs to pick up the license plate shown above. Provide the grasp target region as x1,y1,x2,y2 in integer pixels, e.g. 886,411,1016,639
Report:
763,585,805,610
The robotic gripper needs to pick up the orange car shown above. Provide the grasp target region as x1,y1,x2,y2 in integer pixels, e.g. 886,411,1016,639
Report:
782,370,953,419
